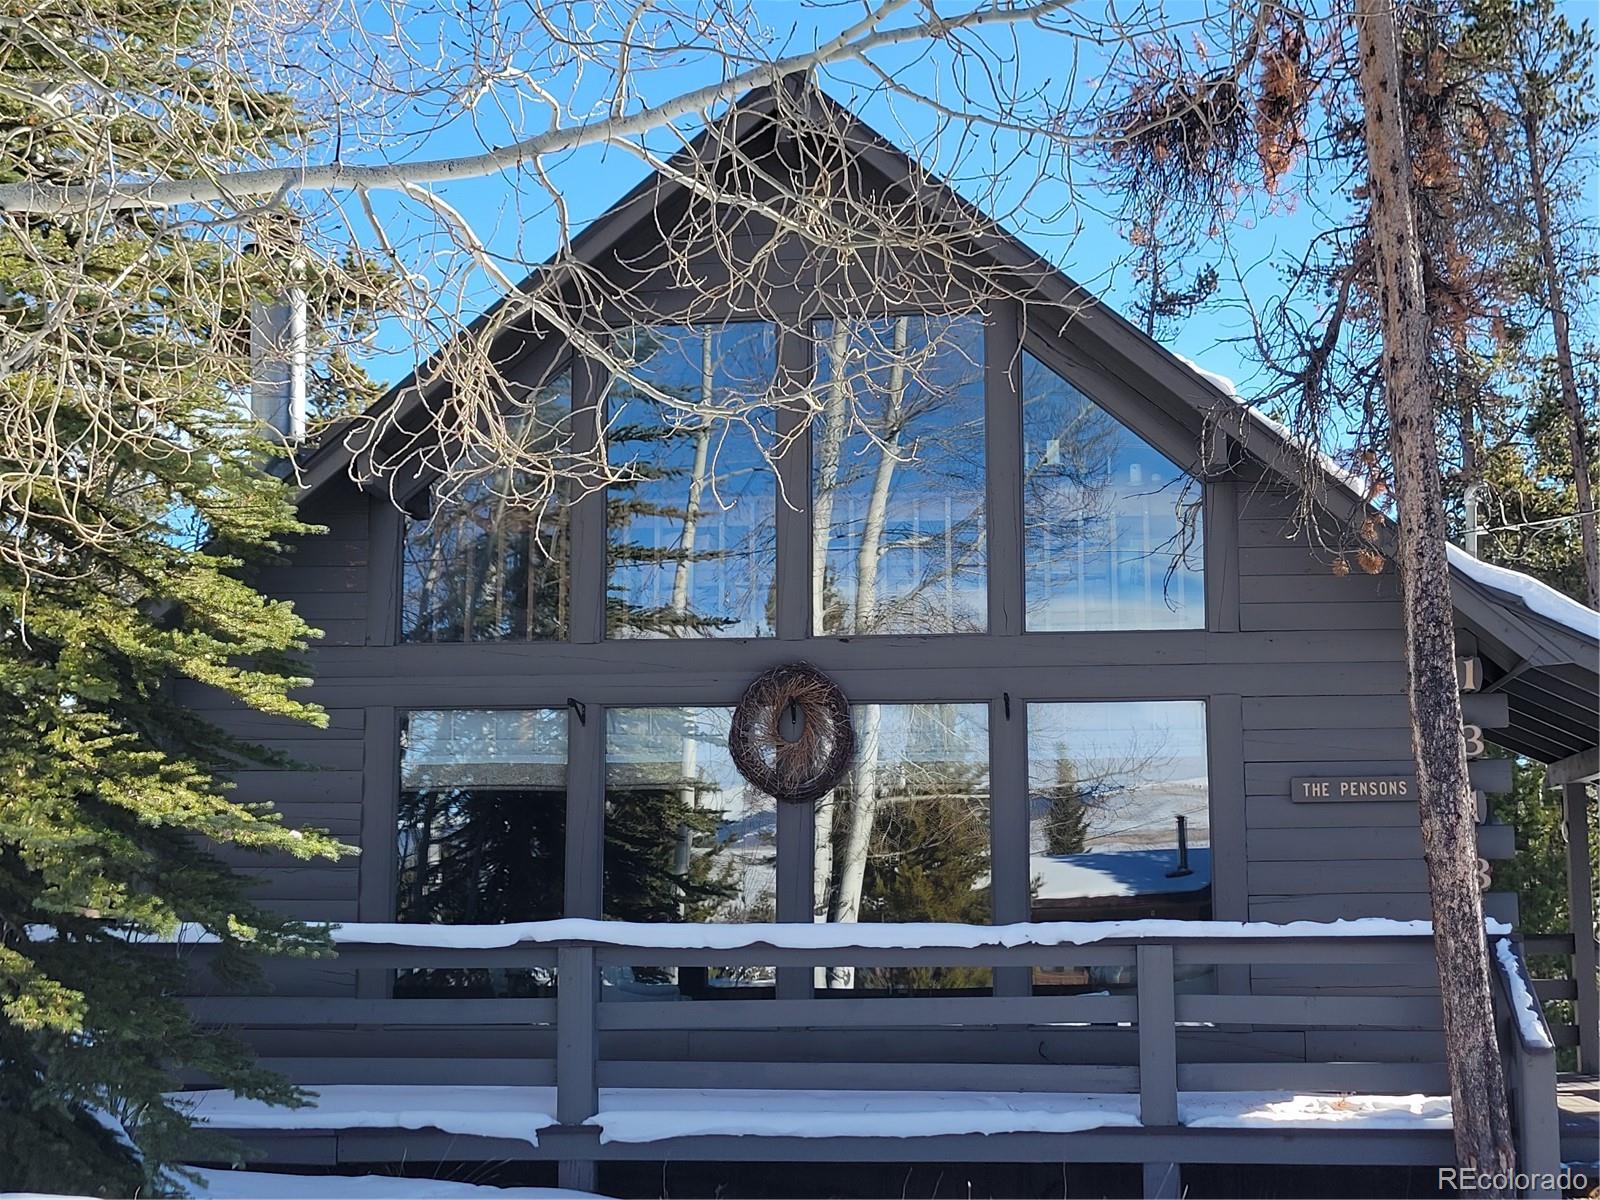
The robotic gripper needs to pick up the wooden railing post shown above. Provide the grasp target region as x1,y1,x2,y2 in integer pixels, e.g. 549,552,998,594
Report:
1491,939,1561,1199
556,944,599,1193
1136,943,1180,1200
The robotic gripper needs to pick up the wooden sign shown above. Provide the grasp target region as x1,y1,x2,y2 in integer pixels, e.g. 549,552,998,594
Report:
1292,776,1413,802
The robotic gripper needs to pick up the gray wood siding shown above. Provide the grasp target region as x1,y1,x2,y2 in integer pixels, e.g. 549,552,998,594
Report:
1232,489,1435,944
173,481,371,943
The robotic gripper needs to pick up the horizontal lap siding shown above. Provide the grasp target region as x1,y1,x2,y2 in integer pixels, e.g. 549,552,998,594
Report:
1234,491,1432,969
175,484,372,935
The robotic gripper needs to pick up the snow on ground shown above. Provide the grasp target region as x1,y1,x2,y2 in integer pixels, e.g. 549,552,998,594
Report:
1493,937,1556,1051
1030,848,1212,900
1181,1091,1452,1130
121,914,1505,951
3,1178,596,1200
581,1088,1141,1143
171,1083,1457,1145
172,1085,555,1146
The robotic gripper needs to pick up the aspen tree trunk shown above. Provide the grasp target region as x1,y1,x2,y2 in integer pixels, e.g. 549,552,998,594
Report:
1522,109,1599,607
1353,4,1516,1189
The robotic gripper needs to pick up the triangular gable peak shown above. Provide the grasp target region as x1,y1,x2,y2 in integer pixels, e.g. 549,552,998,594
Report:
296,82,1240,505
293,82,1597,758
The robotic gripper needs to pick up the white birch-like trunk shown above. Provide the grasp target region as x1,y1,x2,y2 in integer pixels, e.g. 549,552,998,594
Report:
1354,4,1516,1188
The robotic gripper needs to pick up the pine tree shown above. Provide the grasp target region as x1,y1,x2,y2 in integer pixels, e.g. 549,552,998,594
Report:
0,1,373,1191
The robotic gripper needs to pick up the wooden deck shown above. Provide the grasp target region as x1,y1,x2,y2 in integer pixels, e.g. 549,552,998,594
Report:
1557,1075,1598,1169
168,920,1564,1199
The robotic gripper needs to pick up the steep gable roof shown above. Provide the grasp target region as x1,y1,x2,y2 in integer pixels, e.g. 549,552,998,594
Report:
292,80,1596,763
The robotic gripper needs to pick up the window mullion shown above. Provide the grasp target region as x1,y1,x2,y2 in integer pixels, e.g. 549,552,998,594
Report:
568,345,609,645
774,322,813,642
985,301,1024,637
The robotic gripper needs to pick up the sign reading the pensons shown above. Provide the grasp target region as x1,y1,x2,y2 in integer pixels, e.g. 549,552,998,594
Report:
1291,776,1414,802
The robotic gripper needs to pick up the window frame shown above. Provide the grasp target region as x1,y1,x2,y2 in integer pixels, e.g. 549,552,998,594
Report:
373,305,1238,999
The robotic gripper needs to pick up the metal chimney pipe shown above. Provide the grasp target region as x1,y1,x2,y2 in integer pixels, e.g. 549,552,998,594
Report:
249,280,308,445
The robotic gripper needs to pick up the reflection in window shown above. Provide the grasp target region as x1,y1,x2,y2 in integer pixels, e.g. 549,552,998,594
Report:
815,703,990,992
607,324,777,638
1021,354,1203,630
396,709,567,997
401,370,571,642
812,316,986,636
604,707,776,998
1027,701,1209,928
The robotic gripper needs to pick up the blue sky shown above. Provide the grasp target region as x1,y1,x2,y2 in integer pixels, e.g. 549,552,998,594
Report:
332,0,1586,417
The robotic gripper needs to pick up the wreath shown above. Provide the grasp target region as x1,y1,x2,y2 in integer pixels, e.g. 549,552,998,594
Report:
729,662,855,804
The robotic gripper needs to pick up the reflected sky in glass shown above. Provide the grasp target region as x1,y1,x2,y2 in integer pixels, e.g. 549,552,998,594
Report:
607,324,778,638
1022,353,1203,630
812,316,987,635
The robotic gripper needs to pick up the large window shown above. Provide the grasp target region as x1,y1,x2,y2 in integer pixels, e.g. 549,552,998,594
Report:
607,324,778,638
812,316,987,635
604,707,776,997
814,702,991,992
401,369,571,642
396,708,567,996
1021,353,1203,630
1026,700,1210,925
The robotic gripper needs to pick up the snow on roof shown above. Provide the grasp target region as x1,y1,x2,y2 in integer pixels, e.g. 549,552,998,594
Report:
128,915,1489,952
1171,353,1600,644
1447,544,1600,641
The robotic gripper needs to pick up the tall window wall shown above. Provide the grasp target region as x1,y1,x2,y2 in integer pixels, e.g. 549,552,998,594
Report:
389,310,1218,998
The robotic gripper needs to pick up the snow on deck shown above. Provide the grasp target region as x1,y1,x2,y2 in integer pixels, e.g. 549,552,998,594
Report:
172,1085,555,1146
133,914,1493,951
171,1084,1455,1144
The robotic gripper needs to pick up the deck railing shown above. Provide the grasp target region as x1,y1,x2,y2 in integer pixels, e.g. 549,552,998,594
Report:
173,919,1560,1198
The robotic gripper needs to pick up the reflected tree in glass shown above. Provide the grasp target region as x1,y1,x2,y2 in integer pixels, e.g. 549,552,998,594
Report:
604,707,776,996
811,315,986,637
814,703,990,992
395,708,568,996
402,369,571,642
1026,701,1210,925
607,324,778,638
1021,353,1203,630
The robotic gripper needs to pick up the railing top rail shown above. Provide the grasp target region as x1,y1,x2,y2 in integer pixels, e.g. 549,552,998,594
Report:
1490,936,1558,1057
126,915,1509,953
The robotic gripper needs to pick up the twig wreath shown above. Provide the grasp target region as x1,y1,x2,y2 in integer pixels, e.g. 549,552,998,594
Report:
729,662,855,804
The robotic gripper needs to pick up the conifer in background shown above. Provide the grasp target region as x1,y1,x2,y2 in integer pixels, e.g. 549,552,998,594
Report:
0,0,376,1191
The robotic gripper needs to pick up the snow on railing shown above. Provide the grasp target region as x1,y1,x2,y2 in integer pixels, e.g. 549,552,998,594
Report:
1492,936,1556,1053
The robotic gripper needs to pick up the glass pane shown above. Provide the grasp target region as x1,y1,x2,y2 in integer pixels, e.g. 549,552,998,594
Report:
604,707,776,998
1021,353,1203,630
396,708,568,997
812,316,987,635
607,324,778,638
401,369,571,641
815,703,990,993
1027,701,1209,927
